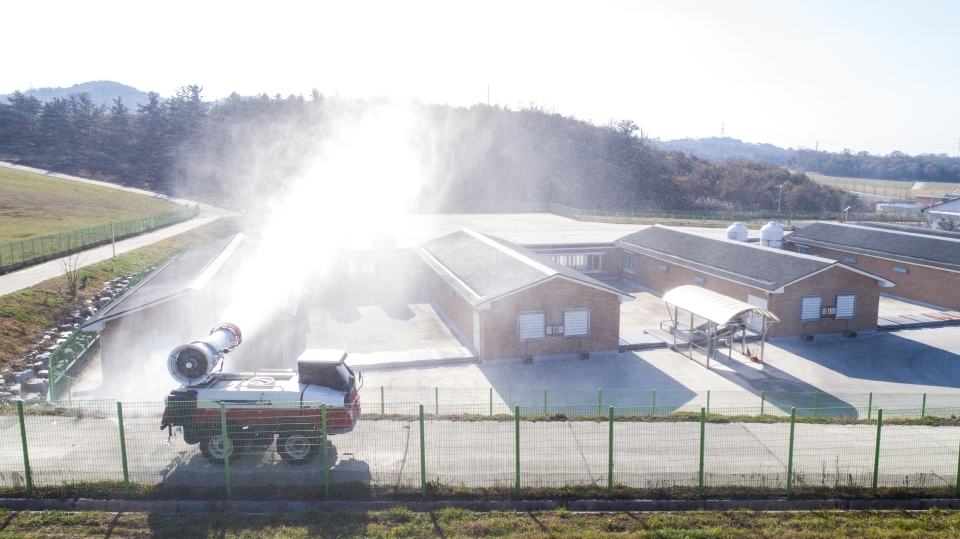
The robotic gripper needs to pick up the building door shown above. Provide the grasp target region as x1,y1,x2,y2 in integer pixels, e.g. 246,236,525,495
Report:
746,295,767,332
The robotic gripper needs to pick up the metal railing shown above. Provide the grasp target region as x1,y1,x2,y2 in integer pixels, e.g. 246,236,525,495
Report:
0,204,200,274
2,397,959,500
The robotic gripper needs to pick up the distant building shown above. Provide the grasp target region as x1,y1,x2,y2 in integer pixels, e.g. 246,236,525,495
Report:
915,194,960,209
784,222,960,310
416,229,633,360
876,203,922,214
615,225,893,338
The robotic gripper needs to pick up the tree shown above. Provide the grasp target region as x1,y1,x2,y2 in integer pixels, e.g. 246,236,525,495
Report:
57,253,87,299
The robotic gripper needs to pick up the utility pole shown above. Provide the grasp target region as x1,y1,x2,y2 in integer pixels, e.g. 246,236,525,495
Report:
815,140,819,152
778,184,784,214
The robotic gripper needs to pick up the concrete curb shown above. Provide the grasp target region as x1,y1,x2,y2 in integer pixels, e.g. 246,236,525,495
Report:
1,497,959,513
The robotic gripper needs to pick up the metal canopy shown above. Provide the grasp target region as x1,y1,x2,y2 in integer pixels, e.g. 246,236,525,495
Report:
662,285,779,326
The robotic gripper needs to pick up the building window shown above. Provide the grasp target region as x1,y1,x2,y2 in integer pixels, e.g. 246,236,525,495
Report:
894,266,908,274
550,254,601,273
694,275,705,283
844,256,857,264
625,252,635,274
659,263,669,272
835,293,856,319
563,309,590,337
800,295,822,321
797,245,809,254
517,311,546,341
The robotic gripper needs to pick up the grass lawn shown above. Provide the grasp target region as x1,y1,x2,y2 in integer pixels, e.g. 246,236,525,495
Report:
2,507,960,538
0,166,181,244
0,217,241,369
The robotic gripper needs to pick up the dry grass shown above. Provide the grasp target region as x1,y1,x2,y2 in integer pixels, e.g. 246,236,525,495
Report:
1,507,960,538
0,166,180,244
807,172,960,199
0,217,241,369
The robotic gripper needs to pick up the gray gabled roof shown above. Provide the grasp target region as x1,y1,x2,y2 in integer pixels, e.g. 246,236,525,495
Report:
786,222,960,273
81,233,299,331
416,229,631,308
616,225,891,292
854,222,960,239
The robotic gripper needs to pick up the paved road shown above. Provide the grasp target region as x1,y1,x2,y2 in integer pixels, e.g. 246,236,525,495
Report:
0,161,236,297
0,410,955,492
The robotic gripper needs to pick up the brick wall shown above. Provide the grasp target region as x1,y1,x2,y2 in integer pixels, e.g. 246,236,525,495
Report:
623,250,879,337
785,242,960,310
426,271,476,347
768,265,879,337
478,278,621,360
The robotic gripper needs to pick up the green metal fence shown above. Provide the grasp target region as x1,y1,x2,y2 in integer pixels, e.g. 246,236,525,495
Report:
3,396,960,500
358,386,960,421
0,204,200,274
548,203,837,224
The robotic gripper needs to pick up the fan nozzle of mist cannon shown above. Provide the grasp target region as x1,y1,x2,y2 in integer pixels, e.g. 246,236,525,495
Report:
167,323,243,386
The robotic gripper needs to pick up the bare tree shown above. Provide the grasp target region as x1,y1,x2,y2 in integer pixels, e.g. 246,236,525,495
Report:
57,253,86,298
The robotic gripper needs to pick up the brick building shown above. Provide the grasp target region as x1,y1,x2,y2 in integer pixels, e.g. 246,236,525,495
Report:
784,222,960,310
416,229,633,360
615,226,893,338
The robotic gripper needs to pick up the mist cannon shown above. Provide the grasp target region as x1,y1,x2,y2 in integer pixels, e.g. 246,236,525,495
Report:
167,323,242,386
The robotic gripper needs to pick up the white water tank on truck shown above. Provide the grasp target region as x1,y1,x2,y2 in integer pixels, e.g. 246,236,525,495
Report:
726,222,749,242
760,222,784,248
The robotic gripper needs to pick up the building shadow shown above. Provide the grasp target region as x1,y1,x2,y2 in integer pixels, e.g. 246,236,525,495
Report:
774,330,960,390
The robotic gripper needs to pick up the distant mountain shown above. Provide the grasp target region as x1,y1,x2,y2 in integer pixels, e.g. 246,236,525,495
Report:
652,137,795,166
0,81,154,109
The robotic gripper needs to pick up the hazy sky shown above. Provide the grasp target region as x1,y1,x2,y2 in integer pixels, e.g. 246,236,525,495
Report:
3,0,959,155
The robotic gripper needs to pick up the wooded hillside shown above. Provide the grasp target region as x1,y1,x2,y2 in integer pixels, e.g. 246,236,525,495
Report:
0,86,849,215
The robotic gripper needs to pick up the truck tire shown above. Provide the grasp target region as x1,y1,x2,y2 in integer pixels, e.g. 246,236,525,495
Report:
200,431,243,465
278,432,319,464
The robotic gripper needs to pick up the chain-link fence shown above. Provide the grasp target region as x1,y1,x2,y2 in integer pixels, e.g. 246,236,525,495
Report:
0,204,200,274
359,386,960,420
2,395,960,500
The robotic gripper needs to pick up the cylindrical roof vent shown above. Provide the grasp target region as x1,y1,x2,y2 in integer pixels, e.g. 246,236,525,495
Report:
726,222,749,242
760,221,784,249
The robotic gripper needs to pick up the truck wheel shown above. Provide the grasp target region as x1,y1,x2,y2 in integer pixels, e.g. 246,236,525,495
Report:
278,433,319,464
200,433,242,465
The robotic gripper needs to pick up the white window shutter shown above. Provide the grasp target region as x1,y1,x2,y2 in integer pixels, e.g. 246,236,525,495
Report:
563,309,590,337
836,294,856,319
518,312,545,341
800,296,822,321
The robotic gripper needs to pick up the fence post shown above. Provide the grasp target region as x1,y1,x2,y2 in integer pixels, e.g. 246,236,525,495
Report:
760,391,765,416
321,403,330,496
706,391,710,414
867,392,873,419
515,404,521,498
489,387,493,416
116,402,130,495
786,407,796,496
219,402,231,497
921,393,927,418
956,430,960,497
608,406,614,496
598,389,602,416
652,389,656,416
435,387,439,416
380,386,384,415
543,388,547,415
419,404,426,496
698,407,706,496
872,409,883,497
16,401,32,496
